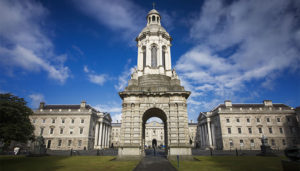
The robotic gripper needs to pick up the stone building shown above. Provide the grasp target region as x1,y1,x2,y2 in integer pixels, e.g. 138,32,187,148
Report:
296,106,300,128
197,100,299,150
30,101,112,150
111,121,198,148
110,122,121,147
118,8,191,156
188,121,198,147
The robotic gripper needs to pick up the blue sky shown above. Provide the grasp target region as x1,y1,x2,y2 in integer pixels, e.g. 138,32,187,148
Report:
0,0,300,123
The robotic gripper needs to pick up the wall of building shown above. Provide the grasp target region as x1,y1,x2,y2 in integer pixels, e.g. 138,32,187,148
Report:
198,100,300,150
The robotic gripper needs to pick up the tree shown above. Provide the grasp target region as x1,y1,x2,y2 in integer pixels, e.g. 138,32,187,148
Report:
0,93,35,150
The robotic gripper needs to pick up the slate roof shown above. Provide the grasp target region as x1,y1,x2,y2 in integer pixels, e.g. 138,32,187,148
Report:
111,123,121,127
43,104,97,112
212,103,292,112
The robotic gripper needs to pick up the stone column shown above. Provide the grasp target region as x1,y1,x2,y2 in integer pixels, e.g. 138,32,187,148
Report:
104,124,108,148
94,122,99,147
98,122,103,148
200,125,204,148
102,124,107,148
207,119,213,148
107,125,111,148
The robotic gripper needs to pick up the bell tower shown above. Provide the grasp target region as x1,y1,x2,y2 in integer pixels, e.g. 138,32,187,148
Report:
136,8,172,77
118,7,191,157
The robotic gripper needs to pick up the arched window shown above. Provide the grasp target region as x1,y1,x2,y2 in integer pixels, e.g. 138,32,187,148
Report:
148,17,150,23
162,46,166,69
151,46,157,67
152,16,155,22
157,16,159,22
142,46,146,69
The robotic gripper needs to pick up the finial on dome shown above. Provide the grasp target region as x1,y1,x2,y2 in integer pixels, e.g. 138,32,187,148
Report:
152,2,156,9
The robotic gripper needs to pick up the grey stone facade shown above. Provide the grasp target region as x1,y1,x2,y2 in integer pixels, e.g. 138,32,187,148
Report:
197,100,300,150
30,101,111,150
111,121,198,148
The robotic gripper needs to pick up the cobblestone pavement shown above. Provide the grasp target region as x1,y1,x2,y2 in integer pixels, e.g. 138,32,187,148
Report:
133,149,177,171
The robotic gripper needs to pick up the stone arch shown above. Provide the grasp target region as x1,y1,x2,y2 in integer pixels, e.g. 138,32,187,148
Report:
141,107,168,155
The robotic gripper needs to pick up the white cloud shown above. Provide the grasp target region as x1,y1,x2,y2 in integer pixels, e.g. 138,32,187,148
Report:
114,66,135,91
111,113,122,123
83,66,107,86
94,102,122,123
0,0,70,83
73,0,145,40
88,74,107,86
83,65,89,73
29,93,45,108
176,0,300,113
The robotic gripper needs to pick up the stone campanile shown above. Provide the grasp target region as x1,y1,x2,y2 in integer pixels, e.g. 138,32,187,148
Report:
118,8,191,157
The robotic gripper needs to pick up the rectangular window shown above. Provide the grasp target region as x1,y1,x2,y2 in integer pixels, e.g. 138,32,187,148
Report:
226,118,230,123
70,130,73,135
62,119,65,123
271,139,275,146
257,118,260,122
238,128,242,134
267,118,270,122
81,119,84,123
236,118,240,122
269,127,273,134
43,119,46,123
72,119,75,124
250,139,254,146
68,140,72,146
78,140,82,146
228,128,231,134
229,139,233,147
248,127,252,134
282,139,286,145
247,118,250,123
33,119,36,123
287,117,290,122
40,127,44,135
50,128,54,134
258,127,262,133
80,128,83,134
52,119,55,123
277,118,280,122
60,128,63,134
279,127,283,134
58,140,62,147
289,127,294,134
240,140,244,146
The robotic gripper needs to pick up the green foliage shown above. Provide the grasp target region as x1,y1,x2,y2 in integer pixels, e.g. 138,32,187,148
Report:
0,93,35,149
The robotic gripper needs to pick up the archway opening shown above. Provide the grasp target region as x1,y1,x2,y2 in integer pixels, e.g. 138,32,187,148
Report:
142,108,168,156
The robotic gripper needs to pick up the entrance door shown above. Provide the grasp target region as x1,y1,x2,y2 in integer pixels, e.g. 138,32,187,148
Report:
47,140,51,148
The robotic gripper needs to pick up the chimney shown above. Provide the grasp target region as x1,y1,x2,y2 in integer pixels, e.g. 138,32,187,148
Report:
263,100,272,106
190,120,193,123
117,120,118,123
224,100,232,108
39,102,45,109
80,100,86,109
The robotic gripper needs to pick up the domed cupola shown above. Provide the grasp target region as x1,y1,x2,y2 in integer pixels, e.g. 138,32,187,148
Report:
147,9,161,26
134,6,174,79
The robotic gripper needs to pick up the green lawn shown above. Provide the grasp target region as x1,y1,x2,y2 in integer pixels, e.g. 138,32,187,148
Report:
170,156,286,171
0,156,139,171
